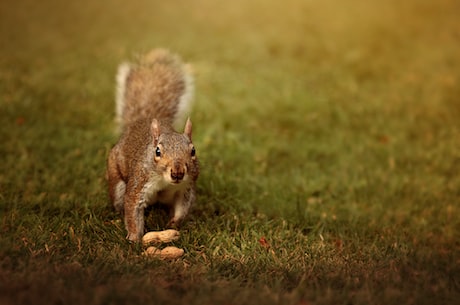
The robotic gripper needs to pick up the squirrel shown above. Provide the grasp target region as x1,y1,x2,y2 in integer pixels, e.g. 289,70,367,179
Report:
107,49,199,242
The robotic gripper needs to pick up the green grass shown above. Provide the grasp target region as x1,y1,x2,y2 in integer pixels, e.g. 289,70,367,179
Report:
1,0,459,304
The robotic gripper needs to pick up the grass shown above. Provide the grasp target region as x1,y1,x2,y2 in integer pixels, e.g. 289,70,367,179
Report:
1,0,459,304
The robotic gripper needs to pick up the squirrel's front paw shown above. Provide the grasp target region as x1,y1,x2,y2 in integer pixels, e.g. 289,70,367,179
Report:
126,232,142,242
166,217,182,229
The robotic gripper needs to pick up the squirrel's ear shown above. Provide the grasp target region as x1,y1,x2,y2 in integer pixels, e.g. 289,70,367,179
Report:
184,117,192,140
151,119,160,145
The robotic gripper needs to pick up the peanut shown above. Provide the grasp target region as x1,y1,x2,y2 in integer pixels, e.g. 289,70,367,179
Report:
142,229,180,245
144,246,184,259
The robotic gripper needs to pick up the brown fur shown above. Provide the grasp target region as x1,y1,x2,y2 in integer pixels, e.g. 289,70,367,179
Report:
107,49,199,241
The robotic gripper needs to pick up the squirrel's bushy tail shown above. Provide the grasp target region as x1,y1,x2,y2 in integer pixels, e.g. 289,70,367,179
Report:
115,49,194,131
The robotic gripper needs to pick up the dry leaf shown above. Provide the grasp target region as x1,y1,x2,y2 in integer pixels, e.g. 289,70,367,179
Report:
259,236,271,250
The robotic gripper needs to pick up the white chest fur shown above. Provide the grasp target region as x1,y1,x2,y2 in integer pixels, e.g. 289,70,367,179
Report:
142,173,189,205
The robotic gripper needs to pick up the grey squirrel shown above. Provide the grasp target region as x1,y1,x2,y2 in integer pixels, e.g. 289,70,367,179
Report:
107,49,199,242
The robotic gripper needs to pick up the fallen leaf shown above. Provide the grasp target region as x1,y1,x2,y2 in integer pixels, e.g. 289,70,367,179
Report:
259,236,271,250
15,117,25,125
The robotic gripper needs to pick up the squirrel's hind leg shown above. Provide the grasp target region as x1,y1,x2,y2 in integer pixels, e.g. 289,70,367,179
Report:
107,149,126,213
112,181,126,213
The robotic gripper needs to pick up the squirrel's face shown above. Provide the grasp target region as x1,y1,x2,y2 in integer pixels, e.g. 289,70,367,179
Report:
153,133,197,185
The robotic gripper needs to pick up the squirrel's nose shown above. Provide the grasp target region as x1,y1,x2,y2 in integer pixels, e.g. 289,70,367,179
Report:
171,163,185,182
171,170,184,182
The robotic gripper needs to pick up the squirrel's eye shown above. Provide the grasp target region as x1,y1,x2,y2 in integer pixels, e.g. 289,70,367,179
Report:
191,146,196,157
155,147,161,157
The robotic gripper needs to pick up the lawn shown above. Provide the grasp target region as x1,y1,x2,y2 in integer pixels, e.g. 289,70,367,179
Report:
0,0,459,304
